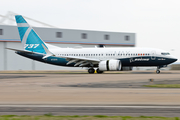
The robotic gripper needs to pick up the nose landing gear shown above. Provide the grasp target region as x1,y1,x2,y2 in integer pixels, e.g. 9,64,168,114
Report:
156,65,167,74
156,66,161,74
156,69,160,74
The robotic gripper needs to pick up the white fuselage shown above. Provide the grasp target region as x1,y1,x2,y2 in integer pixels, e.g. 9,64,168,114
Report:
49,47,176,61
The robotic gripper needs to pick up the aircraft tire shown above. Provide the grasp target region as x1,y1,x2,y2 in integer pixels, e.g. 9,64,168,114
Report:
156,70,160,74
96,68,103,74
88,68,95,74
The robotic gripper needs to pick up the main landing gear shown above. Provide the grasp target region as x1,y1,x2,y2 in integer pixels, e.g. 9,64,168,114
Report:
88,68,95,74
88,68,104,74
96,68,103,74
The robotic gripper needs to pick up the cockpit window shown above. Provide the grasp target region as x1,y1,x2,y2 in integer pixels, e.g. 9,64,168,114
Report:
161,53,170,55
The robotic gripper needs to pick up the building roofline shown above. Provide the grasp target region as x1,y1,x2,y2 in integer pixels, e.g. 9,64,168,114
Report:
0,39,135,46
0,24,135,34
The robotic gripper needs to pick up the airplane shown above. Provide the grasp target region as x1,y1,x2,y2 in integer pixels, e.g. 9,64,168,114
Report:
7,15,178,74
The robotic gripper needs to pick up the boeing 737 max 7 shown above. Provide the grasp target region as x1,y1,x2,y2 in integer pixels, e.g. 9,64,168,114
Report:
7,15,178,74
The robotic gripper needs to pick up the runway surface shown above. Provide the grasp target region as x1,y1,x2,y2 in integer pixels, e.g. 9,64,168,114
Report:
0,105,180,117
1,71,180,116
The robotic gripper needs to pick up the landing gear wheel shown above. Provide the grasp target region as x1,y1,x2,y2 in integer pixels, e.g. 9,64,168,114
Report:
156,70,160,74
88,68,95,74
96,68,103,74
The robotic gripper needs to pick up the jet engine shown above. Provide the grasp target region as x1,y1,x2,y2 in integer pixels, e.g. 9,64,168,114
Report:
98,60,121,71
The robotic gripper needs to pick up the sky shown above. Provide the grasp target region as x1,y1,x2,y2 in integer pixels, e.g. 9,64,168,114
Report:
1,0,180,61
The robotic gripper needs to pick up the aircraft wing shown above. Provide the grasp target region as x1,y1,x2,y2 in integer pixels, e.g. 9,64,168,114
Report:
59,56,100,67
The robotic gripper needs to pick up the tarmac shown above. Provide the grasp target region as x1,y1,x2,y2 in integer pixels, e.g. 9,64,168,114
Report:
0,70,180,116
0,105,180,117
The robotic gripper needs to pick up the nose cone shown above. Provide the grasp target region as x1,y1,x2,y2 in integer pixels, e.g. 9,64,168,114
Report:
173,58,178,62
164,55,178,65
169,56,178,64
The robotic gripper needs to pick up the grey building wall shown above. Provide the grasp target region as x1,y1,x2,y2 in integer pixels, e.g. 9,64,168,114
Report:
0,25,136,70
0,25,135,46
0,42,5,70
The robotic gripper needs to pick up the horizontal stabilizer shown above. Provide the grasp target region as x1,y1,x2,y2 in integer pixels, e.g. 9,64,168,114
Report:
42,44,55,59
6,48,45,56
6,48,34,54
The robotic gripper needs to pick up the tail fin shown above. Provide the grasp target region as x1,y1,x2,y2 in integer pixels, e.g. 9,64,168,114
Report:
15,15,48,54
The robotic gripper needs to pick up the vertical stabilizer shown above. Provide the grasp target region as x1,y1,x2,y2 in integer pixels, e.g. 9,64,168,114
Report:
15,15,48,54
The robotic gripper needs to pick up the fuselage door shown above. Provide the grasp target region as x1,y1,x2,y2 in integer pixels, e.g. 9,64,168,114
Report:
151,51,156,60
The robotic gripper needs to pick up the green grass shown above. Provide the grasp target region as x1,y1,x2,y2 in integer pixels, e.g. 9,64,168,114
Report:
144,84,180,88
0,115,179,120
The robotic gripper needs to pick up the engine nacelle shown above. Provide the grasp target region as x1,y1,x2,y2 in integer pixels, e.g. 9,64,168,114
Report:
99,60,121,71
